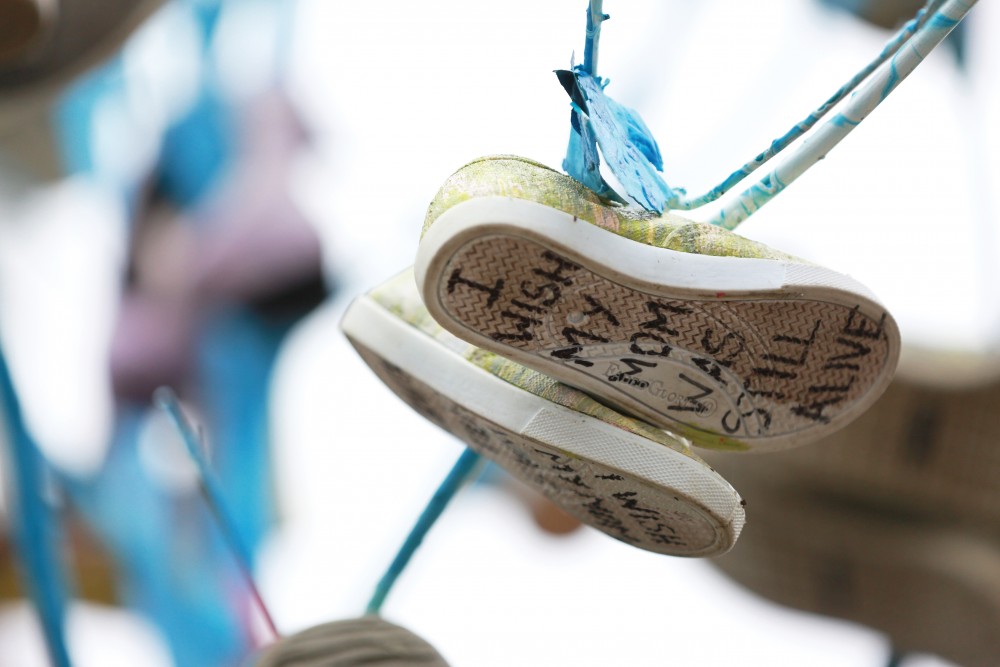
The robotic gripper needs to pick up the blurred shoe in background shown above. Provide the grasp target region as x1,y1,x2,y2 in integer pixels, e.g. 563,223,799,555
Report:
707,362,1000,666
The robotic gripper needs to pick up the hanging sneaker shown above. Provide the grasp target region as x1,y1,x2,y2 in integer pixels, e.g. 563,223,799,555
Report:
341,269,746,557
414,155,900,452
254,616,450,667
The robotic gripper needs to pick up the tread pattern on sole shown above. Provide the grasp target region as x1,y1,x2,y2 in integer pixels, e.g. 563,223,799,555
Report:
436,234,893,448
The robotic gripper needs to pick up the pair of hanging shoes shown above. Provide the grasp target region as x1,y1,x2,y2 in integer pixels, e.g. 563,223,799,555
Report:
342,155,900,556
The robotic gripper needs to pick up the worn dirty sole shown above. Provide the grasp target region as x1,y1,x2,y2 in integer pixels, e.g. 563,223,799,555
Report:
415,197,900,452
341,289,745,557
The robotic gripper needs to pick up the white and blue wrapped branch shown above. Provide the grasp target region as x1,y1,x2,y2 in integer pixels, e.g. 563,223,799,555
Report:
560,0,977,229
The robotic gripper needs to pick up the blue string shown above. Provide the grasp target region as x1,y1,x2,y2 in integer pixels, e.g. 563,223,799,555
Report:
154,387,281,638
562,0,944,216
582,0,608,77
0,342,72,667
366,448,482,615
667,0,945,212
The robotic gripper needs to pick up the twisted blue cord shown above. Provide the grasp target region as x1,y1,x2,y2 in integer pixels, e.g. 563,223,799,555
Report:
155,387,280,639
0,342,71,667
668,0,945,211
563,0,946,217
582,0,608,77
366,448,482,615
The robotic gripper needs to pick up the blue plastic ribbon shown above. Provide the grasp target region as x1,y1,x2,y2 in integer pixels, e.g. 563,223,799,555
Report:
558,67,673,213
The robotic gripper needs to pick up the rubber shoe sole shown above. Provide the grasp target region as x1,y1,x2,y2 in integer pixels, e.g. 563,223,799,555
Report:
341,269,746,557
415,156,900,452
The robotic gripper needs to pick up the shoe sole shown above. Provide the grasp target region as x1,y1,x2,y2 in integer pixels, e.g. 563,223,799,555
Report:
416,196,900,452
341,282,746,557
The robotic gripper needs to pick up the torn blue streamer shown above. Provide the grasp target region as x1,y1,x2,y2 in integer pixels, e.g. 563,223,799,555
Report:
563,105,618,202
0,343,71,667
558,68,674,213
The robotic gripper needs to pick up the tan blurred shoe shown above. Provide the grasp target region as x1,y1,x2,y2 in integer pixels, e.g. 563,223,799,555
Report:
707,368,1000,666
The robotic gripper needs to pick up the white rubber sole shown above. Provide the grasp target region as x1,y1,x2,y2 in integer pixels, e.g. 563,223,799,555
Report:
415,196,900,452
341,279,746,557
